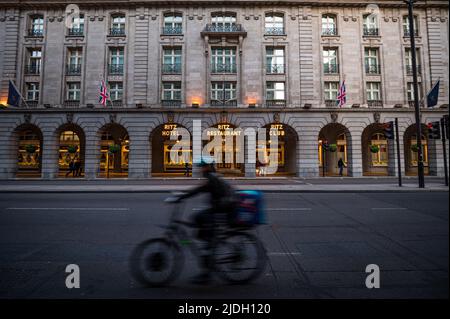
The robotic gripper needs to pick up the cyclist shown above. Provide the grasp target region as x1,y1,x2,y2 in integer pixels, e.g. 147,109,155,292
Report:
174,159,237,284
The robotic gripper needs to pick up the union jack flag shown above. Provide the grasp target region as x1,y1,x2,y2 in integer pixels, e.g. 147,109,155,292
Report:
336,80,346,107
99,79,109,106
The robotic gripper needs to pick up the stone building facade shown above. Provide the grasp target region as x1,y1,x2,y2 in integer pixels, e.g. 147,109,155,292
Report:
0,0,448,179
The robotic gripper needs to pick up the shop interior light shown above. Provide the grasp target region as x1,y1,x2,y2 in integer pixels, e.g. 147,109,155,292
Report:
192,103,199,108
248,103,256,108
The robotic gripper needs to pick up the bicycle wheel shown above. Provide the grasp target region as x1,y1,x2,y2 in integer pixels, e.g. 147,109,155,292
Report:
129,238,183,287
214,232,267,284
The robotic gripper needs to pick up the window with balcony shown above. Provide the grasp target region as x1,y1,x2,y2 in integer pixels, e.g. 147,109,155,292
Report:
211,47,236,73
68,14,84,36
323,48,339,74
211,13,237,32
109,48,124,75
162,82,182,106
266,47,285,74
25,49,42,75
109,82,123,104
29,15,44,36
26,83,40,101
364,48,380,74
322,14,337,36
266,82,285,106
363,14,379,36
403,15,419,37
67,48,82,75
366,82,382,106
110,14,126,36
66,82,81,101
405,48,421,75
407,82,423,106
265,13,284,35
324,82,339,106
163,13,182,34
162,48,182,74
211,82,237,106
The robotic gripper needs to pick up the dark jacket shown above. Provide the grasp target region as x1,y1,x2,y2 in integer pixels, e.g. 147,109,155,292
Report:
338,159,345,168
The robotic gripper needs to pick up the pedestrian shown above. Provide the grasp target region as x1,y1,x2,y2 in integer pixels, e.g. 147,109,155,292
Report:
184,162,190,177
338,158,346,176
75,158,82,177
66,159,74,177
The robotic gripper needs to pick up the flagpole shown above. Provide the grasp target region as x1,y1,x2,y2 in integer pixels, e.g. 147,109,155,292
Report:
10,80,29,109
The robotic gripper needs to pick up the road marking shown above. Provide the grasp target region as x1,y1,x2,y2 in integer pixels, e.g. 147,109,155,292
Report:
371,207,407,211
268,252,302,256
267,208,312,211
4,207,130,211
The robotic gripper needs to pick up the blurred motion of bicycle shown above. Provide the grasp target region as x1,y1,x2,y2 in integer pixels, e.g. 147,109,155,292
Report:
129,192,268,287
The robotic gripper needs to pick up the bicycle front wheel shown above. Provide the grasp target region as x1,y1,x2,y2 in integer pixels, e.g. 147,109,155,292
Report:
215,232,267,284
129,238,183,287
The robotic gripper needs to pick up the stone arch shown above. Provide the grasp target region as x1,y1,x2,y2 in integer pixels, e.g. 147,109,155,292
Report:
361,123,390,176
318,123,352,176
404,123,430,176
55,123,86,178
97,123,129,178
13,123,43,178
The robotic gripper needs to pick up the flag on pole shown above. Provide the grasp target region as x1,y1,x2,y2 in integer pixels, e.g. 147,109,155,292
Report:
336,80,346,107
426,80,440,108
7,80,22,107
99,79,109,106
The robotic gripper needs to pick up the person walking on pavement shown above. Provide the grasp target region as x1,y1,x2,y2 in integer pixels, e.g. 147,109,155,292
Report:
338,158,346,176
66,159,75,177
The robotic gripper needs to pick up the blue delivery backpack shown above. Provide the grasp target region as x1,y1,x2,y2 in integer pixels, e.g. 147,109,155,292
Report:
228,190,266,228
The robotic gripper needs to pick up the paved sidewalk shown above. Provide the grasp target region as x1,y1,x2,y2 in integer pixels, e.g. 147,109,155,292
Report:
0,178,448,193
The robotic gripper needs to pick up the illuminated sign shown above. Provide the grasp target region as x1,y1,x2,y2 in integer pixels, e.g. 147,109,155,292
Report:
207,124,242,137
269,124,285,136
162,124,179,137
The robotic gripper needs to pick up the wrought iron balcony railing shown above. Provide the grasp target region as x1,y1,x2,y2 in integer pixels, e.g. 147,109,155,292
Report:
406,65,422,76
68,28,84,36
367,100,383,107
109,64,124,75
210,99,237,107
403,28,419,37
66,64,82,75
64,100,80,107
266,99,286,107
322,27,338,36
22,100,39,108
107,100,123,107
28,29,43,37
408,100,425,108
365,64,381,75
211,63,237,73
325,99,337,107
264,27,285,35
363,27,379,36
201,24,247,37
266,64,285,74
109,28,125,36
24,65,40,75
162,26,183,35
161,99,182,107
162,63,182,74
323,63,339,74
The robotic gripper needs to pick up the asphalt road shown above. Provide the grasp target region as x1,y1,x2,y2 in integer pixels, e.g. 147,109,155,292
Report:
0,192,448,299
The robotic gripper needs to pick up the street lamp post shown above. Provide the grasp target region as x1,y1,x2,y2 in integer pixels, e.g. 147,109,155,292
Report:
405,0,425,188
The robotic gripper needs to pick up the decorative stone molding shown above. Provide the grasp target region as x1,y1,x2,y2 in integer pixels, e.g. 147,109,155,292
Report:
273,112,280,123
66,113,73,124
373,112,381,124
24,114,31,124
109,113,117,123
330,112,338,123
220,111,228,124
167,112,174,123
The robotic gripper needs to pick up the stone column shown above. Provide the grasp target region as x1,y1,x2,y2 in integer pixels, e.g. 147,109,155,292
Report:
128,131,150,179
83,127,99,180
347,135,363,177
41,129,59,179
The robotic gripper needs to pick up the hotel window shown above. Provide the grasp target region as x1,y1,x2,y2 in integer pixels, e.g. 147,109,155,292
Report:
211,13,237,31
265,13,284,35
364,48,380,74
266,82,285,100
403,15,419,37
405,48,421,75
211,47,236,73
67,48,82,75
66,82,81,101
109,48,124,75
162,82,181,101
323,48,338,74
266,47,285,74
26,83,39,101
163,13,182,34
29,15,44,36
68,14,84,36
370,133,388,167
211,82,236,105
324,82,339,103
162,47,182,74
109,82,123,101
25,49,42,75
110,14,126,35
363,14,379,36
407,82,423,102
322,14,337,36
367,82,381,101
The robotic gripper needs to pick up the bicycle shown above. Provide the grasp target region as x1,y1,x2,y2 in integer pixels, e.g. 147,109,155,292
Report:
129,193,268,287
